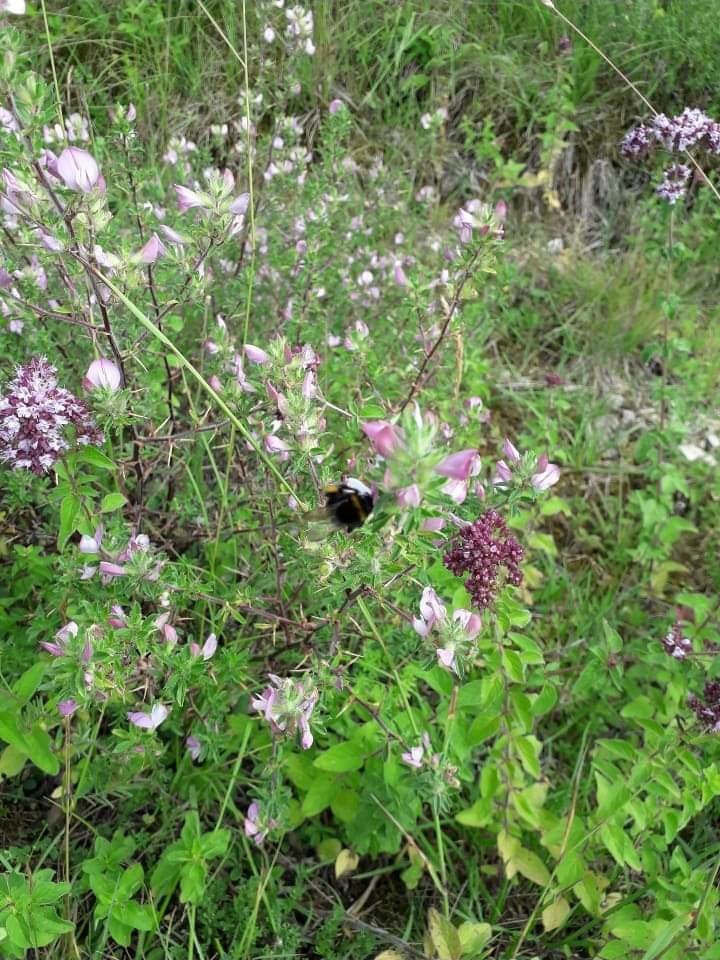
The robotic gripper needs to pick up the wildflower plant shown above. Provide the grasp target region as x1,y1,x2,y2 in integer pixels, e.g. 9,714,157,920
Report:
2,9,720,960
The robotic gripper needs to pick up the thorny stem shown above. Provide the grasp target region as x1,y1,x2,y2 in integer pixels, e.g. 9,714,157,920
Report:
398,248,481,412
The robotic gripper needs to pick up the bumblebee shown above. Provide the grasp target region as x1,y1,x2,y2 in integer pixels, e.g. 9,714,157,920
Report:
305,478,374,532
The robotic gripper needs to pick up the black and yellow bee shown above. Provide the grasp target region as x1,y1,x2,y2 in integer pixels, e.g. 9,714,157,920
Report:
305,478,374,532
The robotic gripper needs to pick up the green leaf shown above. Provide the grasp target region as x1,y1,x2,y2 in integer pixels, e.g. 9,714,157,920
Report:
532,684,558,716
0,743,27,778
331,788,359,823
639,915,690,960
511,848,551,886
458,920,492,956
301,775,337,817
78,446,116,470
13,662,46,703
24,725,60,775
179,861,206,904
122,900,156,932
199,829,230,859
313,741,364,773
101,491,127,513
428,907,462,960
117,863,144,899
542,897,570,932
515,735,541,779
58,494,81,550
108,914,133,947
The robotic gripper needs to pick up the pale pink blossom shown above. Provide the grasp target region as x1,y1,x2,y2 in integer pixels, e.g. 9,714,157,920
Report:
83,358,122,392
190,633,217,660
361,420,403,459
502,437,521,464
531,454,560,491
39,620,78,657
422,517,445,533
186,735,201,761
174,184,211,213
229,192,250,216
136,232,166,264
412,586,446,638
159,224,186,246
127,703,169,730
436,449,480,481
56,147,100,193
264,434,290,459
58,699,78,718
108,605,126,629
244,344,269,364
396,484,422,508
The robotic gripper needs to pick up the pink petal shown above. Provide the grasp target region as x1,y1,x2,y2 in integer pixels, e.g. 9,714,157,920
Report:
436,449,480,481
361,420,403,459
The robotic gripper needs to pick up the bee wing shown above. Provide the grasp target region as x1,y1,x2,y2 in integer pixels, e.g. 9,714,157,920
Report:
302,507,330,523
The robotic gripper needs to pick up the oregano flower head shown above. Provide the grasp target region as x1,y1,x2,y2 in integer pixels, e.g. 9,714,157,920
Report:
443,510,523,610
0,357,103,474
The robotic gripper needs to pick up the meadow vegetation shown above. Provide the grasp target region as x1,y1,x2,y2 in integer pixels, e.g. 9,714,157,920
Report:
1,1,720,958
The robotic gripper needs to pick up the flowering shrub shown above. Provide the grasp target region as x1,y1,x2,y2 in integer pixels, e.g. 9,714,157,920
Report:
2,7,720,960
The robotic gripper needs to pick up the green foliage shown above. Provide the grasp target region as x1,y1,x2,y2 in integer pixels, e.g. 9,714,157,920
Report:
1,1,720,959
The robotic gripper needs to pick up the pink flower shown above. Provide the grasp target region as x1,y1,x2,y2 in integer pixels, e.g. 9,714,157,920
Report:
244,801,278,846
436,449,480,481
401,744,425,769
79,525,104,554
159,224,186,246
412,586,446,637
393,262,409,287
361,420,403,459
39,620,78,657
531,454,560,491
174,184,211,213
422,517,445,533
136,232,166,265
396,484,422,508
108,605,127,629
502,437,521,464
154,612,177,645
1,357,103,473
264,434,290,459
58,699,78,718
252,674,318,750
329,99,345,115
244,344,269,364
99,561,126,582
56,147,100,193
493,460,513,485
229,192,250,216
83,358,122,392
186,735,201,761
453,608,482,639
190,633,217,660
127,703,169,730
437,647,457,672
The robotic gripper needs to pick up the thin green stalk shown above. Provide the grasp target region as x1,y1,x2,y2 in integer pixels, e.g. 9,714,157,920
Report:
357,596,419,737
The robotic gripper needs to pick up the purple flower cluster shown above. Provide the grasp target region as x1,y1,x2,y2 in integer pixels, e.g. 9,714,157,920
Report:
656,164,692,205
0,357,103,474
661,621,692,660
622,107,720,205
443,510,523,610
688,681,720,733
622,108,720,160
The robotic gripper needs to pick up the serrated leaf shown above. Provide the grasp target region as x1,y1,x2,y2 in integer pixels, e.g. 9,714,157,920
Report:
542,897,570,931
335,848,359,879
101,492,127,513
428,907,462,960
